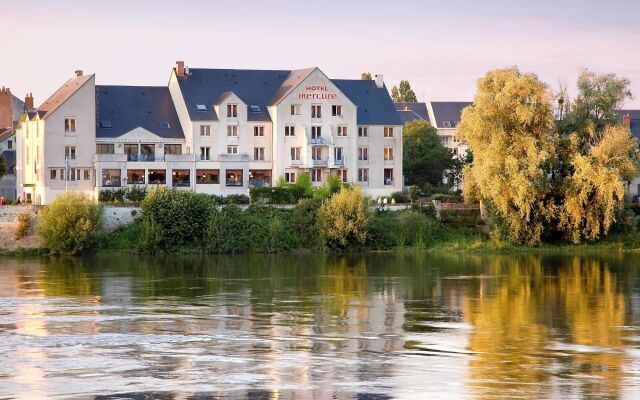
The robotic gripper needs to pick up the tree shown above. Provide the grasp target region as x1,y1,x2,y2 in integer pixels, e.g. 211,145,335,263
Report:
391,80,418,102
361,72,372,80
458,67,556,244
318,187,369,249
403,120,454,187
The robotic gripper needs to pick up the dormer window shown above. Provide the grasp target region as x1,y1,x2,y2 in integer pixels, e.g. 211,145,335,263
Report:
443,121,452,128
227,104,238,118
100,120,112,128
159,122,170,129
196,104,207,112
249,105,261,112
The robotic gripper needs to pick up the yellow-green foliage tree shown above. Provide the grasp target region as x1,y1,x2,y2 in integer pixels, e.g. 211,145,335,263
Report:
458,67,556,244
318,186,369,249
36,192,103,255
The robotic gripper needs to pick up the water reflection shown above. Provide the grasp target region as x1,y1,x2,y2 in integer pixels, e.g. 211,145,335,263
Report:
0,253,639,399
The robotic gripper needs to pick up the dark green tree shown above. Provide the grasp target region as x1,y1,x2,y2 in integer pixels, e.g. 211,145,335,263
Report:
361,72,372,80
391,80,418,102
403,120,454,187
0,157,7,180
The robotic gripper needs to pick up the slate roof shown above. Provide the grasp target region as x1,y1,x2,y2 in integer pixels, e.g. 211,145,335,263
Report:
430,101,472,128
96,86,184,139
395,102,430,122
1,150,15,169
177,68,402,125
37,75,93,119
332,79,402,125
618,110,640,138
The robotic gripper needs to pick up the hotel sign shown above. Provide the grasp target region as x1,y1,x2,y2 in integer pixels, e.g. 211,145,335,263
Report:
298,86,337,100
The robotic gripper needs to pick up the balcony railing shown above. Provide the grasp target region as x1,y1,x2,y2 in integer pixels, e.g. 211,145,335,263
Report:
309,137,330,145
312,158,328,167
95,154,127,162
249,180,272,188
166,154,194,162
220,154,251,161
333,158,344,166
127,153,157,162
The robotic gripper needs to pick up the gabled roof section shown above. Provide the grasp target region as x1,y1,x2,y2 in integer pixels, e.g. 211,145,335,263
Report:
332,80,402,125
395,102,430,121
37,75,93,119
96,86,184,139
430,101,472,128
268,67,316,105
618,110,640,138
397,109,426,124
214,91,244,105
176,68,292,121
247,105,271,122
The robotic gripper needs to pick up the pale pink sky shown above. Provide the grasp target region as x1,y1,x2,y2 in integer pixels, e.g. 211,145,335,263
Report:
2,0,640,108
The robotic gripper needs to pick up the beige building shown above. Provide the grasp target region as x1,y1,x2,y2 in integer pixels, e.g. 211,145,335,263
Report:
16,63,403,204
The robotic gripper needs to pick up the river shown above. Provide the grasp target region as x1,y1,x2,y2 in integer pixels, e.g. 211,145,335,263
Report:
1,253,639,399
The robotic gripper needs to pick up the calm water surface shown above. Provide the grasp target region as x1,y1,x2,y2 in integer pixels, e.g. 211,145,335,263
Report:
1,253,640,399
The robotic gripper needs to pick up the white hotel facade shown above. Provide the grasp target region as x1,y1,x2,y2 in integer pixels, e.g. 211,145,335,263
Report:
16,63,403,204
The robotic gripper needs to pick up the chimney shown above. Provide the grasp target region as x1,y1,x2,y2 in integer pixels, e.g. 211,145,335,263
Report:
375,74,384,89
75,70,83,77
176,61,185,77
0,87,12,128
623,113,631,129
25,92,34,110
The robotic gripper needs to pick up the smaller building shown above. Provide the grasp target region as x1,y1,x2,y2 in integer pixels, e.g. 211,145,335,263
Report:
618,110,640,196
0,88,32,201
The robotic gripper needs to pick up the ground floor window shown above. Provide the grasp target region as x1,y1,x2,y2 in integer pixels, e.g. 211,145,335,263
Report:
164,144,182,155
148,170,166,184
196,169,220,184
311,168,322,183
285,171,296,183
172,169,190,187
358,168,369,183
50,169,57,180
127,169,145,184
102,169,121,187
84,169,91,180
384,168,394,185
226,169,243,187
249,170,271,187
335,169,348,183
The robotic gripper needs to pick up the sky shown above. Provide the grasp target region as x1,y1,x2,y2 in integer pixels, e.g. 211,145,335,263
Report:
2,0,640,108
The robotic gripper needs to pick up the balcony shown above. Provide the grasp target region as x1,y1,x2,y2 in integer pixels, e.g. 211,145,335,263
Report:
166,154,195,162
220,153,251,162
289,159,303,167
333,158,345,167
309,136,331,146
312,158,328,167
384,158,395,165
127,153,158,162
94,154,127,162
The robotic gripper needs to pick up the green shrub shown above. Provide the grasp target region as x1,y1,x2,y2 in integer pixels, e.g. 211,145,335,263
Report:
409,185,422,202
99,186,147,204
127,185,147,202
224,194,250,205
295,173,314,198
15,212,31,240
318,187,369,250
206,205,248,253
367,210,444,249
250,187,296,204
439,208,482,226
141,187,214,248
137,216,163,253
326,174,342,194
432,193,462,202
36,192,103,255
292,198,323,248
391,191,411,204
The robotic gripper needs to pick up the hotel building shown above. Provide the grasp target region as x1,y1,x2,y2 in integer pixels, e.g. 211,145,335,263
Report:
16,63,403,204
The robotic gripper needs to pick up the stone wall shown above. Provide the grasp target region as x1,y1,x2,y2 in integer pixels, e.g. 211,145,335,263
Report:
102,206,140,232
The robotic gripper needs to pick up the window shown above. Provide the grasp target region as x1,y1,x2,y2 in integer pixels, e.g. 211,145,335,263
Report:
443,121,452,128
200,125,211,136
196,104,207,112
311,105,322,118
226,169,243,186
285,172,296,183
290,147,301,161
384,127,394,137
65,146,76,160
7,140,12,149
290,104,301,115
254,147,265,161
453,147,458,155
64,117,76,133
124,144,138,159
96,144,114,154
227,145,238,154
334,147,343,163
311,126,322,140
254,126,265,137
285,125,295,136
102,169,121,187
196,169,220,184
358,168,369,183
227,104,238,118
337,126,347,136
164,144,182,155
312,147,322,161
358,127,368,137
172,169,191,187
227,125,238,137
311,169,322,183
200,146,211,160
336,169,348,183
140,144,155,160
148,170,166,184
384,147,394,161
50,169,57,180
100,120,112,128
159,122,171,129
249,105,261,113
358,146,368,161
84,169,91,180
59,168,64,181
249,170,272,187
69,168,77,181
127,169,145,184
332,105,342,116
384,168,394,185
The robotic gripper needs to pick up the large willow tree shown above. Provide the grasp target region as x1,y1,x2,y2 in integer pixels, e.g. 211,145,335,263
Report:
460,67,639,244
